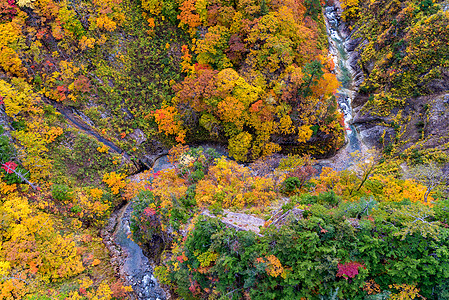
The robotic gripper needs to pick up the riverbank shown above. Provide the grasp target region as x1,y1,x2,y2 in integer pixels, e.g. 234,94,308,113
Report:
100,4,371,298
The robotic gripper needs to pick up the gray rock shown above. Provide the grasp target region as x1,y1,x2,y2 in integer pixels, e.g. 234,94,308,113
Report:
202,209,265,235
141,154,164,169
363,60,375,75
352,109,387,124
424,69,449,94
121,107,134,121
139,140,169,168
426,78,449,94
443,94,449,105
129,129,147,146
348,51,361,71
426,96,449,136
359,125,395,149
73,109,96,128
347,51,365,88
345,36,362,52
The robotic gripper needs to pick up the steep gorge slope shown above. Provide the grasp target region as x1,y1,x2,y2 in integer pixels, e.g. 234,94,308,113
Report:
340,0,449,163
0,0,448,298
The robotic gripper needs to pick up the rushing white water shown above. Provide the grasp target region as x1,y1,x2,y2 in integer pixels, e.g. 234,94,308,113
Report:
113,202,165,300
441,0,449,11
112,156,172,300
321,5,368,170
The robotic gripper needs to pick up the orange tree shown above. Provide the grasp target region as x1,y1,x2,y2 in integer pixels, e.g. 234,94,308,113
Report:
151,0,344,161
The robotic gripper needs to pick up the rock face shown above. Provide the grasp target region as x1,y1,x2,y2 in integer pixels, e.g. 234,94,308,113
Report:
352,92,449,153
443,94,449,105
202,210,266,235
351,107,395,149
337,12,449,154
357,125,395,149
418,94,449,151
346,37,366,89
140,139,169,169
129,129,147,146
425,69,449,95
334,0,449,155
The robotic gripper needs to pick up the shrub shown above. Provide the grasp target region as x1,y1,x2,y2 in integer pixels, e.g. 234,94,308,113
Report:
52,184,73,202
161,205,449,299
317,190,340,207
282,176,301,194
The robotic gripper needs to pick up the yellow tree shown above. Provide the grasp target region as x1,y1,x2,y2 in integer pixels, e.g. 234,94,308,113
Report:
0,194,84,288
103,172,127,195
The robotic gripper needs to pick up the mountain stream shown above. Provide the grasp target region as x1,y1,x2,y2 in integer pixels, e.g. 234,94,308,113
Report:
104,5,367,299
320,4,368,170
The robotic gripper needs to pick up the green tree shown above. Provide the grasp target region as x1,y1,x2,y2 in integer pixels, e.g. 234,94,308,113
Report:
299,60,324,98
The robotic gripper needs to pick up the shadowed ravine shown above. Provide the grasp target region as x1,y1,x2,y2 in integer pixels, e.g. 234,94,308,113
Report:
105,6,369,299
103,156,171,300
90,5,369,299
319,4,368,171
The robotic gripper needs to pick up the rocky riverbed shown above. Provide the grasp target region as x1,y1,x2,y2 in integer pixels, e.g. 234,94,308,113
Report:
101,156,172,300
98,6,376,299
320,4,369,171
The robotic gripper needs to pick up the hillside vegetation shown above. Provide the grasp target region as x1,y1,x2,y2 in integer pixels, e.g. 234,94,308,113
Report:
0,0,448,298
131,147,449,299
341,0,449,160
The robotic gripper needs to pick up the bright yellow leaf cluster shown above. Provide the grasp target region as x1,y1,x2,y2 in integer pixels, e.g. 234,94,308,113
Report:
79,36,96,50
228,132,252,162
142,0,162,15
264,255,286,278
97,144,109,153
313,167,434,205
0,15,26,77
102,172,127,194
90,188,104,199
1,79,61,182
195,157,276,208
74,192,110,225
0,193,84,286
297,125,313,144
0,79,39,118
96,15,117,31
151,168,188,209
389,283,423,300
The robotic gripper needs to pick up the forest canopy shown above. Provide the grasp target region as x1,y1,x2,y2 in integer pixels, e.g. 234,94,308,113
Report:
0,0,448,297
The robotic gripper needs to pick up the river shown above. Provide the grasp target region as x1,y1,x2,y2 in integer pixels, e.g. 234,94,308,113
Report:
320,4,367,170
106,155,171,300
106,4,366,299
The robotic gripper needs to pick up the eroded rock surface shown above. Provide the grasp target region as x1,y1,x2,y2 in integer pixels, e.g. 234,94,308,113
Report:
101,201,166,300
202,210,266,235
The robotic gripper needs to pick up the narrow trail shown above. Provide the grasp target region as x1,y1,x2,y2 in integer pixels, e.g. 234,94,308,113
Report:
43,98,135,160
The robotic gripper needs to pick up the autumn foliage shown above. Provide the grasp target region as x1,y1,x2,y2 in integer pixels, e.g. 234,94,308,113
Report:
129,146,449,299
0,0,448,297
147,0,344,161
0,193,84,296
